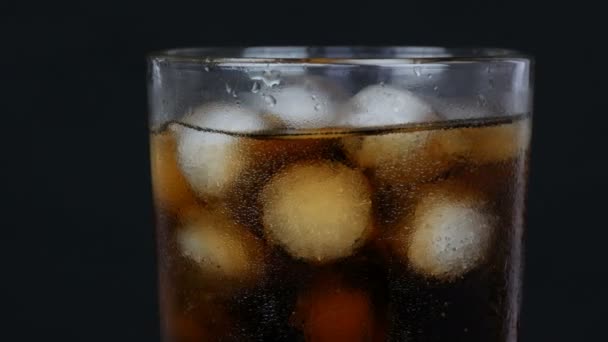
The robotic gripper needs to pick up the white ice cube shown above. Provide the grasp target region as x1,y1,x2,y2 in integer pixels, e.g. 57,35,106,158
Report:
394,186,496,279
336,84,437,127
176,207,265,284
255,76,345,129
174,103,273,198
339,85,467,185
260,161,373,263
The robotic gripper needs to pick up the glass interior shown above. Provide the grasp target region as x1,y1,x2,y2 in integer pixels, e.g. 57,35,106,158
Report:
148,47,532,131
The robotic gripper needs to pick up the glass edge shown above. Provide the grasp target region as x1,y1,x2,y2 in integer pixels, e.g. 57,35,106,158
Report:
145,46,534,65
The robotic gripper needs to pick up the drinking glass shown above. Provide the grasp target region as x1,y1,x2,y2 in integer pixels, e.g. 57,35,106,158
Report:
147,47,533,341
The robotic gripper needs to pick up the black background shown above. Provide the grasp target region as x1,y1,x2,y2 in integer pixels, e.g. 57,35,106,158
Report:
8,1,607,341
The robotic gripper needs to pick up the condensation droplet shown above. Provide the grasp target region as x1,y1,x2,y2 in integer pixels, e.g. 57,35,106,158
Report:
263,94,276,107
414,67,422,77
433,85,439,91
314,103,321,111
203,66,210,72
251,81,261,93
477,93,487,107
427,73,433,79
252,70,282,87
225,83,232,94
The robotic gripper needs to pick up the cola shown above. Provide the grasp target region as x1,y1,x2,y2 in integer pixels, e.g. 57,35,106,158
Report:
150,113,530,342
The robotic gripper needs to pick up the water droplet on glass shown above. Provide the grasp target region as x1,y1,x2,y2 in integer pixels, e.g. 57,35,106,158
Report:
488,78,495,89
225,83,232,94
380,81,385,87
485,65,492,73
311,94,317,101
433,85,439,91
414,67,422,77
427,73,433,79
203,66,210,72
477,94,487,107
252,70,282,87
251,81,261,93
314,103,321,111
263,94,276,107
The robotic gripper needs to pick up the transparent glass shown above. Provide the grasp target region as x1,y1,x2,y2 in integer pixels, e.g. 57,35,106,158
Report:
147,46,533,342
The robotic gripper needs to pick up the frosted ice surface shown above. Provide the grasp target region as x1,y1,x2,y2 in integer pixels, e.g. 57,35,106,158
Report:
260,161,373,263
174,103,274,198
403,189,495,279
336,84,438,127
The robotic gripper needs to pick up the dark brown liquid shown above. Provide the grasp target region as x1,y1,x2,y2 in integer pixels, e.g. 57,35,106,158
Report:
151,115,530,341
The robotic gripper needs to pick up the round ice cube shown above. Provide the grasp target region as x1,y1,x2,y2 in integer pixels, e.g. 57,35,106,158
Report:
173,103,274,198
260,161,373,263
339,85,468,185
176,207,265,284
393,184,496,280
253,76,345,129
336,84,437,127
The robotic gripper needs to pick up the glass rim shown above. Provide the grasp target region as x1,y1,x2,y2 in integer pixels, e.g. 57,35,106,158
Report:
148,46,533,65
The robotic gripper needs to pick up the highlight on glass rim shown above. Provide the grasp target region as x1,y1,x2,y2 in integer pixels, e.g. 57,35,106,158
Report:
147,46,533,341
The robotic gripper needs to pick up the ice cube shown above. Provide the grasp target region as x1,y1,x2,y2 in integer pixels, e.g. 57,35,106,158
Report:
392,184,496,279
176,207,265,285
343,128,469,186
463,118,531,164
255,76,345,129
291,275,381,341
339,85,468,185
260,161,373,263
174,103,275,198
336,84,437,127
149,131,198,214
